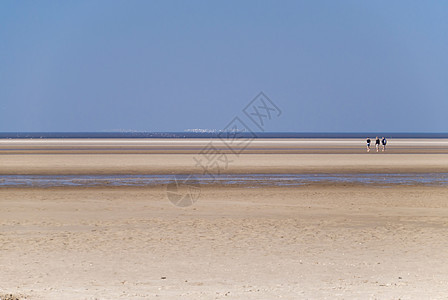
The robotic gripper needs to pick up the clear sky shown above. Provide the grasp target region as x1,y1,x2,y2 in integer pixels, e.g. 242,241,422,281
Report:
1,1,447,132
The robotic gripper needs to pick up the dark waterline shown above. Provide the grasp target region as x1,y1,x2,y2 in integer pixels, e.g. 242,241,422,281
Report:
1,132,448,139
1,173,448,188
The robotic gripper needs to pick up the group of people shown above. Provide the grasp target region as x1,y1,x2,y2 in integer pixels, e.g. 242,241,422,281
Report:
366,136,387,152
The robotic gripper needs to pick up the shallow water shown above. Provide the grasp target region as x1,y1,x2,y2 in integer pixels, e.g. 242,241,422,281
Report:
1,173,448,188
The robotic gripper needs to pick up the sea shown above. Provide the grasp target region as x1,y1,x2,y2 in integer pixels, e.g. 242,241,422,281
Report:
1,132,448,139
1,173,448,188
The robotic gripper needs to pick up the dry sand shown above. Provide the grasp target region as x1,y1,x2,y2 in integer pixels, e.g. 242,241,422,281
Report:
1,139,448,299
1,185,448,299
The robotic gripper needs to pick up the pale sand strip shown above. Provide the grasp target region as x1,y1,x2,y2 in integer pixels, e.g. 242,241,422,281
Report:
1,139,448,154
2,138,448,147
1,153,448,175
1,185,448,299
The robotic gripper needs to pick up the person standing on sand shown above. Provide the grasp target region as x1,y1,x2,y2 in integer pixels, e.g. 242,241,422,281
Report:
382,137,387,152
366,138,371,152
375,137,380,152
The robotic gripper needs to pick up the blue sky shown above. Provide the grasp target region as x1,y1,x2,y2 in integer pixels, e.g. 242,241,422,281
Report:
1,1,447,132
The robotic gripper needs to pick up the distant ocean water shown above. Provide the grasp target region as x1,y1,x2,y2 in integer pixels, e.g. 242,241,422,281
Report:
1,132,448,139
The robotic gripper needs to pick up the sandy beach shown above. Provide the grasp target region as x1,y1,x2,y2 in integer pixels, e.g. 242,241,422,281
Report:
3,0,447,298
1,139,448,299
1,139,448,175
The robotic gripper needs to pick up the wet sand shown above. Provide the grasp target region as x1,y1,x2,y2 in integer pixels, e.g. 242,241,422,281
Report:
1,139,448,299
1,153,448,175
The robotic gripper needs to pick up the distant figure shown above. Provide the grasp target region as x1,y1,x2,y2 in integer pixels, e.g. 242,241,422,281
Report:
366,138,371,152
375,137,380,152
382,137,387,152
